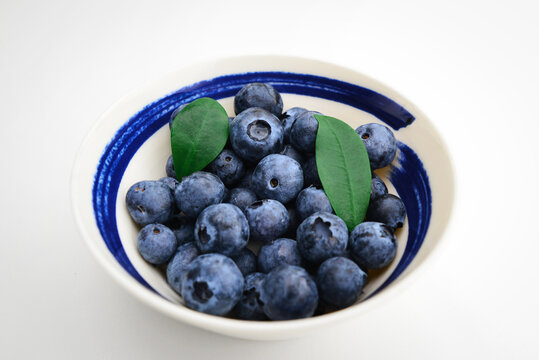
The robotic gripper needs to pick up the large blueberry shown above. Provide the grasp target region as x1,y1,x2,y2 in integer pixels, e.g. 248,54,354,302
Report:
206,149,245,187
280,107,307,144
166,242,200,294
165,155,176,178
194,203,249,257
279,144,305,164
168,103,188,129
371,173,388,200
231,247,257,276
174,171,225,218
289,111,321,154
366,193,406,230
316,257,368,309
302,156,322,188
181,254,244,316
257,238,302,273
296,212,348,264
349,221,397,270
234,83,283,117
244,199,289,243
296,186,333,221
230,108,284,164
233,272,268,321
355,123,397,169
126,180,174,226
137,223,177,265
224,187,258,213
252,154,304,204
164,212,195,245
261,265,318,320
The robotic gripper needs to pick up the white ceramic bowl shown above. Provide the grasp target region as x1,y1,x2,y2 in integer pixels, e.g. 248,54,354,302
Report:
71,56,455,340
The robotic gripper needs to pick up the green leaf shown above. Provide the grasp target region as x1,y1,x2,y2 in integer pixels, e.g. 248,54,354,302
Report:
170,98,229,179
314,114,371,231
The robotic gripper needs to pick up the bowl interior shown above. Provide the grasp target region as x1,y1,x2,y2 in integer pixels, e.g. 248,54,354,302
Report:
74,57,454,340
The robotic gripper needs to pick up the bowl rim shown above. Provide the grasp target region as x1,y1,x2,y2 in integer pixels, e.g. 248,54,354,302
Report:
71,54,457,340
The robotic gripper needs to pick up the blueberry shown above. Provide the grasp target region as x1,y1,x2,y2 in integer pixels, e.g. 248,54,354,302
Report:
366,193,406,230
280,107,308,144
166,242,200,294
166,155,176,178
257,238,302,273
349,221,397,270
279,144,305,164
231,248,257,276
168,103,188,129
316,257,368,309
289,111,321,154
284,205,300,239
206,149,245,187
164,212,195,245
252,154,304,204
233,272,268,321
302,156,322,188
296,186,333,221
224,187,257,213
261,265,318,320
296,212,348,264
137,223,177,264
371,173,388,200
244,199,289,243
174,171,225,218
159,176,179,192
236,166,255,190
234,83,283,117
126,180,174,226
194,203,249,257
355,123,397,169
230,108,284,164
181,254,244,316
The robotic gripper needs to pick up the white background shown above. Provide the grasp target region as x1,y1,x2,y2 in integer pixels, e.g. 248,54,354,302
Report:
1,0,538,359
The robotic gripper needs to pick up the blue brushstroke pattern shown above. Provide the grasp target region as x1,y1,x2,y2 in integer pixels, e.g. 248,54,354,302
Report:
92,71,426,295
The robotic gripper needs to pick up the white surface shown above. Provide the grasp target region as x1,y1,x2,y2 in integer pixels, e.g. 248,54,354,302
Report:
1,0,538,358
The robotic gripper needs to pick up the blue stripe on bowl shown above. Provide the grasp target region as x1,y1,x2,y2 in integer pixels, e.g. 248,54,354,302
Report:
92,71,430,296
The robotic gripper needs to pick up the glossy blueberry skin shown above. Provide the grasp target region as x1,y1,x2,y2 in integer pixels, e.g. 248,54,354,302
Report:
194,204,249,257
280,107,308,144
234,83,283,117
165,213,195,245
230,108,284,164
296,186,333,221
224,187,258,213
231,248,257,276
316,257,368,309
166,242,200,294
302,156,322,188
244,199,289,243
174,171,225,218
181,254,244,316
159,176,179,192
165,155,176,178
371,173,388,200
257,238,302,273
296,212,348,264
355,123,397,169
168,103,188,129
206,149,245,187
279,144,305,164
289,111,321,154
366,193,406,230
349,221,397,270
233,272,268,321
137,223,177,265
126,180,174,226
252,154,304,204
261,265,318,320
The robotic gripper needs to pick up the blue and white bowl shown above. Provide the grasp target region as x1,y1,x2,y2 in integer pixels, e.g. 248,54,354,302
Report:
71,56,455,340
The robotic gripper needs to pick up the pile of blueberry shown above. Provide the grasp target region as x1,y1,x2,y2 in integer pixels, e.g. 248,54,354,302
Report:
125,83,406,320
